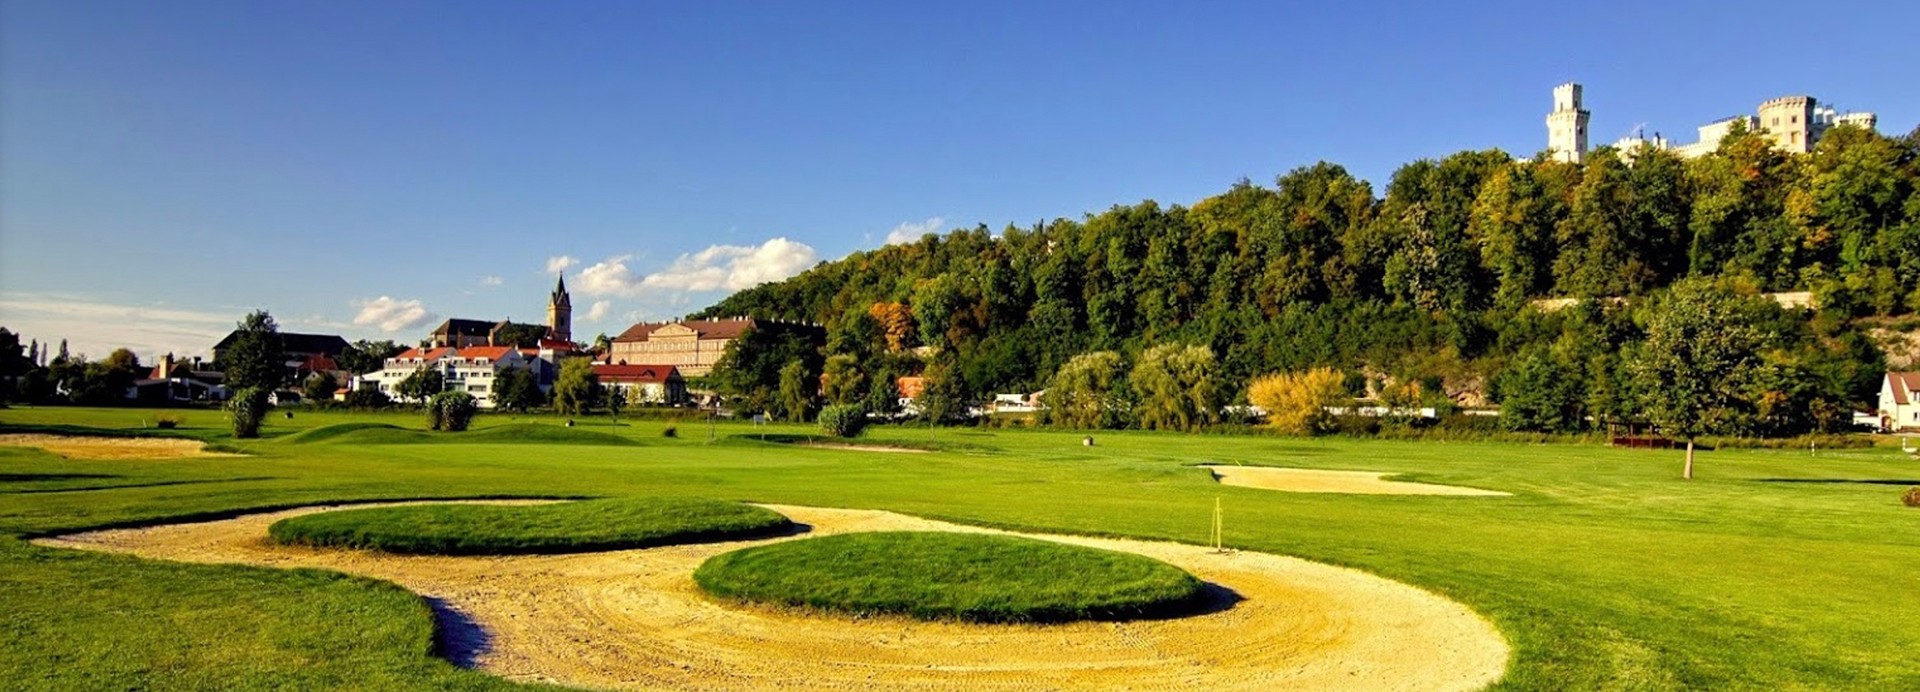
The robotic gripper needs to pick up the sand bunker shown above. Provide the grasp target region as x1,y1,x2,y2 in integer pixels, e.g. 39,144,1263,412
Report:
1203,465,1509,497
0,434,235,460
38,503,1508,691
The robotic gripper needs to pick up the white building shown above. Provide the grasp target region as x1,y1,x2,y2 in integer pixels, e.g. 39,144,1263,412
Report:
1552,83,1877,162
358,345,553,409
1879,372,1920,432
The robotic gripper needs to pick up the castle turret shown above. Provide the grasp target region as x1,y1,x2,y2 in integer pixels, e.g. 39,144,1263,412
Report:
1546,82,1591,164
547,274,572,343
1757,95,1817,153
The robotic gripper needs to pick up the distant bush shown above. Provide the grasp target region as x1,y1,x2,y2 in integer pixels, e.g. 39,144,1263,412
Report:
344,388,391,410
154,414,184,429
1903,487,1920,508
662,423,678,438
818,404,868,438
426,390,478,432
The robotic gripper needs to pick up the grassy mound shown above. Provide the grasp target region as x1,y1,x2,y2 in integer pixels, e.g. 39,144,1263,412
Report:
459,423,635,446
282,423,431,445
269,497,791,555
693,532,1207,623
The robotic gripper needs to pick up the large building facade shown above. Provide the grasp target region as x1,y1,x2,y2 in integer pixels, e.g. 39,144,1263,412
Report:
1548,83,1877,162
427,276,575,348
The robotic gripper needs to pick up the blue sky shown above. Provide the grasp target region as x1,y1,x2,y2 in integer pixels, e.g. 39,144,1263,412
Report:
2,0,1915,360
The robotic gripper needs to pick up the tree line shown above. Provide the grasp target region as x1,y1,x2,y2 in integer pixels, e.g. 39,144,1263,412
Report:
700,122,1918,437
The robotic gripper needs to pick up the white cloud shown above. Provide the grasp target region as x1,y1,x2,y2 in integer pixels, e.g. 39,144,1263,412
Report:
0,293,238,361
351,296,437,333
480,275,504,286
884,216,945,245
545,255,578,273
573,237,819,298
584,300,612,321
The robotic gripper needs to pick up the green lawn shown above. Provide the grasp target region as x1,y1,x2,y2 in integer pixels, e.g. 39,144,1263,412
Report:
269,496,792,555
694,531,1205,623
2,405,1918,690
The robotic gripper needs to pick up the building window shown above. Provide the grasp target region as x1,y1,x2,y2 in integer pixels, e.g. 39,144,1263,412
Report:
1771,117,1780,127
1790,115,1798,124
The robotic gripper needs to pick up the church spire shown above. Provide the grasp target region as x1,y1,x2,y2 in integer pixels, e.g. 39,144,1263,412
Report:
547,274,572,343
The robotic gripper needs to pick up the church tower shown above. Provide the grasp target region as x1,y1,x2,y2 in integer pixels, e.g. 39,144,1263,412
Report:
547,274,572,343
1546,82,1590,164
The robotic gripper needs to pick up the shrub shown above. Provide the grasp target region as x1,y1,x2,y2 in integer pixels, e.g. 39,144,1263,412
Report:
227,387,270,439
662,424,678,438
426,390,479,432
1248,368,1345,435
344,388,391,410
818,404,868,438
1903,487,1920,508
154,414,184,429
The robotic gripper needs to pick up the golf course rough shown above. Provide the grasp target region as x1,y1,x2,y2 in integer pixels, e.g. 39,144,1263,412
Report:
267,497,792,555
693,531,1208,623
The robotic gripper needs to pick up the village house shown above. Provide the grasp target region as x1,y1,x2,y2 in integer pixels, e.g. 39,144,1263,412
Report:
591,364,687,405
1879,372,1920,432
358,345,558,408
607,317,807,377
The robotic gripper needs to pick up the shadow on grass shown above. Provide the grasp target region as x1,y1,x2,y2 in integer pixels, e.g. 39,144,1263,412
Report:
1145,581,1244,621
0,472,118,482
425,596,491,668
0,476,278,495
1755,478,1920,485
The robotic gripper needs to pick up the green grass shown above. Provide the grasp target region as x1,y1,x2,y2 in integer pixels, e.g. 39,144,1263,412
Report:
268,497,792,555
693,531,1205,623
2,405,1920,689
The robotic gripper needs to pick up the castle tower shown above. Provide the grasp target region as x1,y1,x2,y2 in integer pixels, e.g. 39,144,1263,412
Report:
1546,82,1591,164
1757,95,1817,153
547,274,572,344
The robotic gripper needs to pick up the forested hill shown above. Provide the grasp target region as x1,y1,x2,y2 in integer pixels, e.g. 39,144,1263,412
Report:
698,124,1918,433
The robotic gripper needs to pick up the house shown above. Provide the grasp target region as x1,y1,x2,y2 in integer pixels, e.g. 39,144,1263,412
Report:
357,346,548,408
1879,372,1920,432
130,353,226,404
608,317,822,377
211,331,350,364
592,364,687,405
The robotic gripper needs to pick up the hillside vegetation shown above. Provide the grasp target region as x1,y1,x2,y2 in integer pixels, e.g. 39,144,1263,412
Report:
702,125,1919,435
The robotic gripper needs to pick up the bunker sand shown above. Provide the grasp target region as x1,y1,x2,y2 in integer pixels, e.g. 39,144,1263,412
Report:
39,503,1509,691
0,434,236,460
1203,465,1510,496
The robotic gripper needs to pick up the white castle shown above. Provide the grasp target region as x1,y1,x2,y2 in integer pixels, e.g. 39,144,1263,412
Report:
1546,82,1877,163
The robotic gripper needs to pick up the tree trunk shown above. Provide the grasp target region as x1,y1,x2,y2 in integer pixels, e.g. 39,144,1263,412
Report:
1683,439,1695,480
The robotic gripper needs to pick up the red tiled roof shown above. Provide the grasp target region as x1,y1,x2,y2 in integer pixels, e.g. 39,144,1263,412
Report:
537,337,576,350
1891,372,1920,406
457,346,516,361
592,364,681,383
613,318,758,342
394,347,455,361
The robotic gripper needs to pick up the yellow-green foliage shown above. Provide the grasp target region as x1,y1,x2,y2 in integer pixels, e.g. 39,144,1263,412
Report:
1248,367,1345,434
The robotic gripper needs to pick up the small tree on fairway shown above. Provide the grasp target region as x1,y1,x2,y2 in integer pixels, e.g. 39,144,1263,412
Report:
606,387,627,426
1044,351,1128,429
777,359,814,422
552,357,597,416
427,390,478,432
1631,280,1765,479
818,404,867,438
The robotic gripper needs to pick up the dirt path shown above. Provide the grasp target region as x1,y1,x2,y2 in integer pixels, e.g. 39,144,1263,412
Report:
0,434,235,459
37,503,1509,691
1202,465,1510,497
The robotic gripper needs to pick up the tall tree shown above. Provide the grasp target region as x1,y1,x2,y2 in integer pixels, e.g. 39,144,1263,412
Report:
223,311,286,391
1631,280,1766,479
1044,351,1128,429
